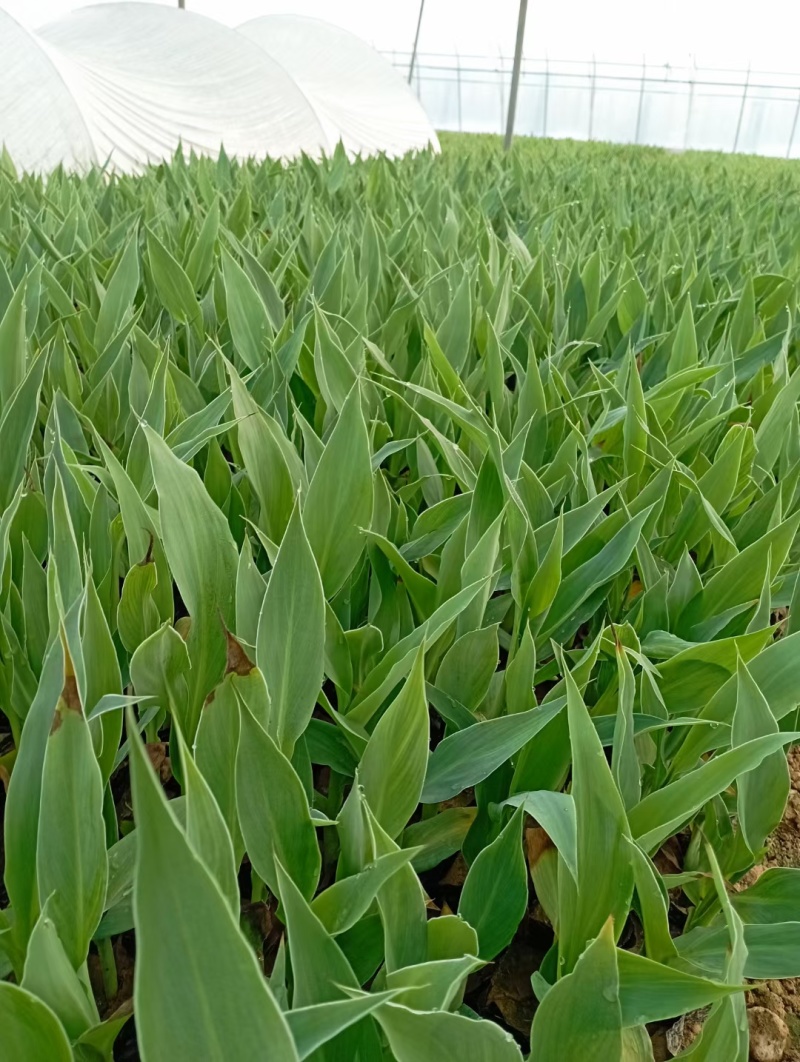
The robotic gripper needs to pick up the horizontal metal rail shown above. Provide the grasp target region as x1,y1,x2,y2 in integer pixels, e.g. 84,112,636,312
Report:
385,50,800,158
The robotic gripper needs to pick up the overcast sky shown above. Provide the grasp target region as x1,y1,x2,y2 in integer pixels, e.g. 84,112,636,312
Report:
4,0,798,74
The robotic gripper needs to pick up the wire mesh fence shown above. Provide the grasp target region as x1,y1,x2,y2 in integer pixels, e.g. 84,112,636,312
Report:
385,50,800,158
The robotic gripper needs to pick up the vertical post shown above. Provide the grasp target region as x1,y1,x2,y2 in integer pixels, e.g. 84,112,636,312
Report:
684,57,695,150
634,55,646,144
178,0,185,8
733,65,750,153
499,49,507,135
787,87,800,159
456,52,463,132
408,0,426,85
542,54,549,137
504,0,530,151
588,54,597,140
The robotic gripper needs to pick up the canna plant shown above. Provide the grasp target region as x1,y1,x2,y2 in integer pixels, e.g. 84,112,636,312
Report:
1,134,800,1060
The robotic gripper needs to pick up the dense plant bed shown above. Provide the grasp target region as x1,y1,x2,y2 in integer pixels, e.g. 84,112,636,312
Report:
2,135,800,1059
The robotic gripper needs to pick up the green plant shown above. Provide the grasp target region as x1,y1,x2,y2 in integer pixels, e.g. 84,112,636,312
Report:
1,135,800,1059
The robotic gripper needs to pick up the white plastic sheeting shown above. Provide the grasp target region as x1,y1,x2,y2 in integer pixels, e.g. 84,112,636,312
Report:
0,3,439,174
240,16,440,158
0,9,95,172
35,4,328,171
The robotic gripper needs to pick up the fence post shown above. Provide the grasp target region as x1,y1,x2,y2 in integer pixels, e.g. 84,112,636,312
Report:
588,54,598,141
408,0,426,85
499,50,507,137
456,52,463,132
634,55,646,144
504,0,529,149
733,65,750,153
787,87,800,159
684,57,696,150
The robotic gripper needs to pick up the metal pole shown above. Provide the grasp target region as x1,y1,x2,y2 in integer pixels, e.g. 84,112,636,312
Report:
542,54,549,137
499,49,506,135
588,54,597,140
456,52,463,132
634,55,646,144
408,0,426,85
787,88,800,158
684,57,695,150
504,0,530,150
733,65,750,153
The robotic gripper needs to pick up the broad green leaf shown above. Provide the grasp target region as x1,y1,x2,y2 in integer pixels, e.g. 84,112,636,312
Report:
531,919,622,1061
0,348,48,510
177,725,239,916
236,699,320,900
360,645,429,839
755,362,800,476
368,804,429,972
195,675,243,857
668,300,698,375
311,849,419,935
436,625,499,711
505,621,537,713
275,860,382,1058
437,271,472,371
185,199,220,290
314,305,358,411
0,278,27,408
617,949,742,1027
36,688,107,970
21,898,98,1040
732,656,789,854
628,840,678,963
117,558,161,654
256,500,324,756
229,365,301,543
683,843,750,1060
0,983,72,1062
676,922,800,981
144,424,238,736
82,571,123,783
558,652,633,973
222,248,271,370
527,510,563,627
95,230,140,354
304,381,373,597
384,955,483,1010
629,730,800,852
129,621,190,722
235,535,267,646
541,506,653,639
146,228,199,325
286,992,400,1060
3,640,64,952
730,868,800,923
421,696,565,803
623,351,647,480
458,806,527,960
500,790,577,879
427,913,480,961
375,1002,524,1062
348,578,490,727
402,807,477,872
128,709,298,1061
612,644,640,810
